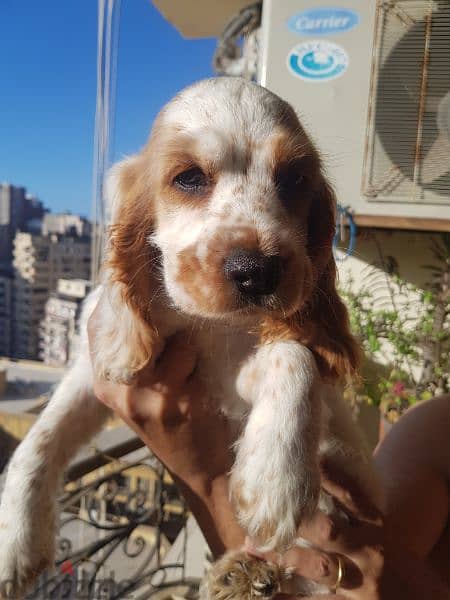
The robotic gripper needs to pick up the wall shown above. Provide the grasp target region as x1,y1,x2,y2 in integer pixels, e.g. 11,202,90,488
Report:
338,229,441,292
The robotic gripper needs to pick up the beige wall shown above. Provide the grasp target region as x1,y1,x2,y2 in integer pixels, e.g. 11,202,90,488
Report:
337,229,441,291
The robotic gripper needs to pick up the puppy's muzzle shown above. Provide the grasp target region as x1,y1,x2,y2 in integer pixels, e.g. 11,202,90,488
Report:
224,249,283,299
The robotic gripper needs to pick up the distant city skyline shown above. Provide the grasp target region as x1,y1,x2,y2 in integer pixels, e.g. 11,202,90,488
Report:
0,1,216,217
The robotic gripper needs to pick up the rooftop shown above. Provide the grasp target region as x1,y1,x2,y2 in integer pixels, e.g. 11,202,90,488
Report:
0,357,64,403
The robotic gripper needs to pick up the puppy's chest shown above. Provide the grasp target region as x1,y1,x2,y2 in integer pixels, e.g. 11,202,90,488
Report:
191,328,258,417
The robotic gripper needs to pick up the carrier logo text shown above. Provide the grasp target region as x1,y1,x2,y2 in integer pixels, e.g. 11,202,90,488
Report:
287,7,360,36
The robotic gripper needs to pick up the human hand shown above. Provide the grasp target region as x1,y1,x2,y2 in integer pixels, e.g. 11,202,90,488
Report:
88,301,233,489
246,461,383,599
87,299,244,554
248,460,449,599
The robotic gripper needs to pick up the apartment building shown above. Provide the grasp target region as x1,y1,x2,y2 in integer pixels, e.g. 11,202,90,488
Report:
41,213,91,237
0,183,45,267
12,231,91,359
0,269,12,356
40,278,91,366
0,184,47,355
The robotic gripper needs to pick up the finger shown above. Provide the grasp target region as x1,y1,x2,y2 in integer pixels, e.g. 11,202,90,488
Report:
309,597,346,600
151,332,197,384
297,510,339,548
281,546,341,589
274,594,346,600
244,538,279,563
306,596,347,600
298,510,382,554
320,460,382,525
87,293,105,362
245,538,341,590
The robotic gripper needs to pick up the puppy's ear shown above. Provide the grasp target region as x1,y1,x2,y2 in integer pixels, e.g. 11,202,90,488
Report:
301,176,361,381
306,178,336,281
93,156,161,382
106,156,156,318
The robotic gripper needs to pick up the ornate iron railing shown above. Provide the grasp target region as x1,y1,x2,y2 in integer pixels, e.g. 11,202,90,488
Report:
26,440,201,599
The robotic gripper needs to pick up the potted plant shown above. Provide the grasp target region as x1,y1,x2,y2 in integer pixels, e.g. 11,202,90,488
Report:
341,234,450,439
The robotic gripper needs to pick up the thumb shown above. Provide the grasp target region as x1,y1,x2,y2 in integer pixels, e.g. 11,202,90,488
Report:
274,594,346,600
153,332,197,384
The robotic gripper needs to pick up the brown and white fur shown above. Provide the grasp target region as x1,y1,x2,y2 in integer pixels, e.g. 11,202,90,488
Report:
0,78,381,598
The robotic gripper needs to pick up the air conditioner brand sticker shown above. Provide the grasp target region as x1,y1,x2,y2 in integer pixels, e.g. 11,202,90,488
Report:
288,40,349,82
287,7,360,36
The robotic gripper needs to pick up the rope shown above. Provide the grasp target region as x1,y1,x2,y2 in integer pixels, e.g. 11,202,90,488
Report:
91,0,121,285
334,205,357,261
213,2,262,79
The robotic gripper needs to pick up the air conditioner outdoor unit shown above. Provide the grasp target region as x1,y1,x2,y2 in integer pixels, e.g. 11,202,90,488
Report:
259,0,450,229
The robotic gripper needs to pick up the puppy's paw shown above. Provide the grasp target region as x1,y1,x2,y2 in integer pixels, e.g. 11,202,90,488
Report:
0,515,54,599
200,551,283,600
231,459,320,551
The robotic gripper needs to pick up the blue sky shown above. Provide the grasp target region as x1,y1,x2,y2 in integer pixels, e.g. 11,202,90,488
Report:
0,1,216,217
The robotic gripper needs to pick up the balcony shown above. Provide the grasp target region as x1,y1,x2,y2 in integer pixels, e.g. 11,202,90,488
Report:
21,435,204,599
0,378,206,600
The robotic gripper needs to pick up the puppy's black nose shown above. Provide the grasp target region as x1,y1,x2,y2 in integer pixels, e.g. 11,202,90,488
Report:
224,249,282,297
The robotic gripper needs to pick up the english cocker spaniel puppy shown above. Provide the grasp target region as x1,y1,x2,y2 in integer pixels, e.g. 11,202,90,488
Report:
0,78,381,598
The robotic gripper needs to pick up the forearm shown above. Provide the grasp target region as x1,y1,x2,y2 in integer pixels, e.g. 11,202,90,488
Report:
172,473,245,557
89,327,245,556
375,396,450,558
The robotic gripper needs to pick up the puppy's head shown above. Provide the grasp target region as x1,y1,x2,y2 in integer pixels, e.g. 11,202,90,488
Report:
107,78,359,378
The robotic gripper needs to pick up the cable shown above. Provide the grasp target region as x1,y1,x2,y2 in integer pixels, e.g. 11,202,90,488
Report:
213,2,262,79
334,205,357,261
91,0,121,285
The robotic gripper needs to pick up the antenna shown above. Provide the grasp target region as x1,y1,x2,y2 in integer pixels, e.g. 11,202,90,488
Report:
91,0,121,284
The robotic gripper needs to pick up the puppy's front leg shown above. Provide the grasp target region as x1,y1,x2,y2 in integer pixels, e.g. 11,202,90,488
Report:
0,354,109,598
232,341,322,551
0,285,161,597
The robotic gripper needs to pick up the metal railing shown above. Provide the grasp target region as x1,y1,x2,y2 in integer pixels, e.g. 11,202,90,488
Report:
26,439,201,599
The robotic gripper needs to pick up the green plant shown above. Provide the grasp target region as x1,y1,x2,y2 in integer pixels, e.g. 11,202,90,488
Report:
341,234,450,423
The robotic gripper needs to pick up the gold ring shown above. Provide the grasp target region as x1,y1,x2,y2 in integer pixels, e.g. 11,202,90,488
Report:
332,556,344,592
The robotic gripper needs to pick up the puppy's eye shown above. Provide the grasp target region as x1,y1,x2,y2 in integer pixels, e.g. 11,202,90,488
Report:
276,168,305,203
173,167,208,194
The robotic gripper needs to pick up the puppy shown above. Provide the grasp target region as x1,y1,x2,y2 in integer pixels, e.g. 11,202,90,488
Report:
0,78,381,598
